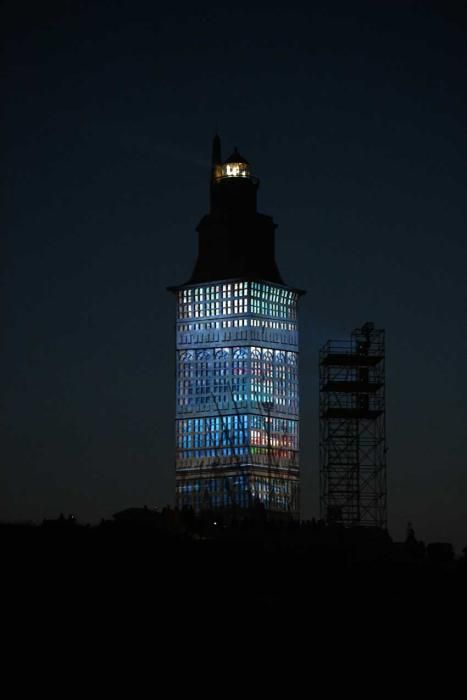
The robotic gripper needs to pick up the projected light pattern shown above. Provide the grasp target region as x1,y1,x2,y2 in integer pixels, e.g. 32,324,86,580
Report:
177,475,296,511
177,346,298,412
175,279,300,515
176,415,298,461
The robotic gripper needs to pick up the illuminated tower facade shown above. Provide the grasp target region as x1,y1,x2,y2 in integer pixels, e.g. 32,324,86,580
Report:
170,136,304,517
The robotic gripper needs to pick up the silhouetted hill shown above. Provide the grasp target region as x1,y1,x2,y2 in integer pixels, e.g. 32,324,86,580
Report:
2,509,466,639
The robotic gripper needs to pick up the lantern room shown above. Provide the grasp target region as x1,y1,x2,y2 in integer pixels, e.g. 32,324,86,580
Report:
215,148,251,181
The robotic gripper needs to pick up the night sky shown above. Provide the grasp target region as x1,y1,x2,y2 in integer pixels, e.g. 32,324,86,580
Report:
2,0,466,549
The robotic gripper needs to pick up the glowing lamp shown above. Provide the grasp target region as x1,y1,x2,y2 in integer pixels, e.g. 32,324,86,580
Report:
217,148,251,180
221,161,250,178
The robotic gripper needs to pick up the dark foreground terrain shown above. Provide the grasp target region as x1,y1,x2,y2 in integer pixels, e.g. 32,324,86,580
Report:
3,508,466,644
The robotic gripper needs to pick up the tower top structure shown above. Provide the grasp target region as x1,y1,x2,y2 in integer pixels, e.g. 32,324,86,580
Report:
209,136,258,215
184,134,284,286
211,137,250,182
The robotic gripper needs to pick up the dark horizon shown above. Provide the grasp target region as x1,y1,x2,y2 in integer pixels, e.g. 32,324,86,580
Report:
2,1,466,551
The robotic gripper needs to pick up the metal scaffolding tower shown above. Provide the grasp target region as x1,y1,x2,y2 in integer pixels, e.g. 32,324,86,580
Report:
320,322,387,528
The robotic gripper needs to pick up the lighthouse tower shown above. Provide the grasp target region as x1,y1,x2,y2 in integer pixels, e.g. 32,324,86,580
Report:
170,136,304,517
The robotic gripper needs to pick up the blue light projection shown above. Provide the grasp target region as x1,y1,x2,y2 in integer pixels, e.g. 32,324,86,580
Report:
175,280,300,513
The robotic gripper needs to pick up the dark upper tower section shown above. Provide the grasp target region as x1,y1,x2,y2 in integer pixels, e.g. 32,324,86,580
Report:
189,135,284,284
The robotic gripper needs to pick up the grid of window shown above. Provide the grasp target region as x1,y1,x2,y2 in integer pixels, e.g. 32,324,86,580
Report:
178,282,249,320
177,414,249,459
178,320,295,332
250,347,298,410
177,475,250,509
249,477,297,510
177,475,297,511
232,347,249,402
176,413,298,462
250,320,297,331
250,283,297,320
177,321,297,347
177,347,298,413
177,282,297,321
249,415,298,459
